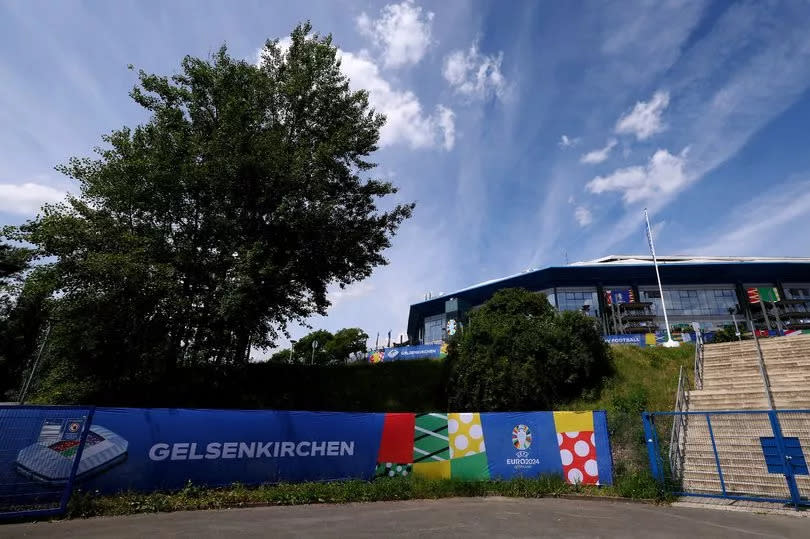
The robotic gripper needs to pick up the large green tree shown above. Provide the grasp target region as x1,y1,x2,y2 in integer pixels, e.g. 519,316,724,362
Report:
2,23,413,402
447,288,613,411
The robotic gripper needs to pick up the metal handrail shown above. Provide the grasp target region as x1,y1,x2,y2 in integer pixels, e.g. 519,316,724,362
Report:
693,327,704,390
668,365,688,480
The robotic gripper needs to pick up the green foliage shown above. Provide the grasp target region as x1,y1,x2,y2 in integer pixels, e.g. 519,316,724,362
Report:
66,473,664,519
268,328,369,365
32,358,451,411
710,325,740,343
1,23,412,403
570,344,693,481
447,288,614,411
0,243,38,399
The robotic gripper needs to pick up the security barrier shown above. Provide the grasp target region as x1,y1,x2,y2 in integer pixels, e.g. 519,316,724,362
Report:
0,406,613,517
0,405,94,519
643,410,810,508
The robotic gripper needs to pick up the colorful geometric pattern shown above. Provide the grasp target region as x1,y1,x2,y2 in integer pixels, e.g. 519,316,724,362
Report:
448,413,485,458
368,350,383,363
413,413,450,463
552,411,599,485
373,410,605,485
375,462,412,478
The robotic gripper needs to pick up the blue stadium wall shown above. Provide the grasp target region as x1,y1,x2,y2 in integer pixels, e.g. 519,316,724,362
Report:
406,261,810,341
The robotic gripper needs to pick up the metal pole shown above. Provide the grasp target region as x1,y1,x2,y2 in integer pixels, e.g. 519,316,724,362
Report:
19,323,51,404
644,208,678,347
748,319,775,410
730,310,741,341
759,300,771,332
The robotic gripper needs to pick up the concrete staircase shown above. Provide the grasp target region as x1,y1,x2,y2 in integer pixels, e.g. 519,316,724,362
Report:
676,334,810,499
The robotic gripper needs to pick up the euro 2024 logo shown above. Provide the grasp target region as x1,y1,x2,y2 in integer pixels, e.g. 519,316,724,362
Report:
512,424,531,456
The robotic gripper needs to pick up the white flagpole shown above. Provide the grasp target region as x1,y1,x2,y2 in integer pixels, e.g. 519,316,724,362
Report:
644,208,679,348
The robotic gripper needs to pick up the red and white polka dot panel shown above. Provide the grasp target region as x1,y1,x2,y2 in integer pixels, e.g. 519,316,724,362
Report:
556,431,598,485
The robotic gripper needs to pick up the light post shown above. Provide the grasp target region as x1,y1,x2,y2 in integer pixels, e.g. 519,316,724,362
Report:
311,340,319,365
728,308,741,342
288,340,297,363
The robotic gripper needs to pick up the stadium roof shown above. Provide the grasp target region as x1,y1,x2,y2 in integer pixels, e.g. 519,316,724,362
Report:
570,255,810,266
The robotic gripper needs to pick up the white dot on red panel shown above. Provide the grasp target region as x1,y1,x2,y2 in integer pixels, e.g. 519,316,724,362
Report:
590,433,595,446
568,468,584,484
574,440,590,457
557,433,563,445
585,459,598,477
565,431,579,438
560,449,573,466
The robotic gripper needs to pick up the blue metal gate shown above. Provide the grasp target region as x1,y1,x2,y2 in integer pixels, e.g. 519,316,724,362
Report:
0,405,95,519
643,410,810,508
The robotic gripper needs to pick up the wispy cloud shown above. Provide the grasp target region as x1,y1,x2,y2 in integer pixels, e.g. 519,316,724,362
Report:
692,178,810,256
356,0,434,68
559,134,580,148
574,206,593,227
580,138,617,164
443,41,507,100
614,90,670,140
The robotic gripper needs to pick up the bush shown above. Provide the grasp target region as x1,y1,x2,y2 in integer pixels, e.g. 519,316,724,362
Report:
447,288,614,411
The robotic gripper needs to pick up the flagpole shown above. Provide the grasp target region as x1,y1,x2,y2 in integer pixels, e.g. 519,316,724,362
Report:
644,208,679,348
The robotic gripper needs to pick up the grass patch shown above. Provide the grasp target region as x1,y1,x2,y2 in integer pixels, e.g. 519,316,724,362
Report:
65,473,669,519
569,344,694,481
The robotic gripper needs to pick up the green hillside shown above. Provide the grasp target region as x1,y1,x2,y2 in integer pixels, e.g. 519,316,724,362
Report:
571,344,694,483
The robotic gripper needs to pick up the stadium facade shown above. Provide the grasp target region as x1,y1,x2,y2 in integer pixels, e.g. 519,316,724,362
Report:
406,255,810,344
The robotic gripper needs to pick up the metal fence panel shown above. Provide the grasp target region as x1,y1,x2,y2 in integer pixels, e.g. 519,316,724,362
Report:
643,410,810,507
0,405,94,519
775,411,810,502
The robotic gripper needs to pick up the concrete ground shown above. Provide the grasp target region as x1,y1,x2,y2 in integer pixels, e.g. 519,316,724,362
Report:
2,497,808,538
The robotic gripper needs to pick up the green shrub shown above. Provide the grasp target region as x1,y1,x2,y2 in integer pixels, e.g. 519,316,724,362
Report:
447,288,614,411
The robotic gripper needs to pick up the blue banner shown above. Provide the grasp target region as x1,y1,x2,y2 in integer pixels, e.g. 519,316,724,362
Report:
603,334,646,347
382,344,444,361
71,408,385,493
480,412,563,479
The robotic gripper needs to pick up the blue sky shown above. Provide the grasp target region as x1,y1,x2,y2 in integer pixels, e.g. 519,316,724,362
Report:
2,0,810,353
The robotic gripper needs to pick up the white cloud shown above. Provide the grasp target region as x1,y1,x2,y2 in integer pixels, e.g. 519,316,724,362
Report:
339,50,454,150
559,135,580,148
574,206,593,227
356,1,434,68
436,105,455,151
615,91,670,140
586,148,689,203
442,42,507,100
0,182,64,215
580,139,617,164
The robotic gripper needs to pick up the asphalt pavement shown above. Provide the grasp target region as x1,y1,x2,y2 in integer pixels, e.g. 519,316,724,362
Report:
1,497,807,538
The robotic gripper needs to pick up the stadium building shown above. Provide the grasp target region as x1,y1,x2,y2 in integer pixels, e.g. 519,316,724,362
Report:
406,255,810,344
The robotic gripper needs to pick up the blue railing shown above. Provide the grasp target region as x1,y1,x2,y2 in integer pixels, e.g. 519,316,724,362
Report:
643,409,810,509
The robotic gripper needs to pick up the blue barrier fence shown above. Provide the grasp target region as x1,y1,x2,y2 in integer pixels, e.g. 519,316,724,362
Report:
643,410,810,508
0,405,95,519
1,406,614,518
